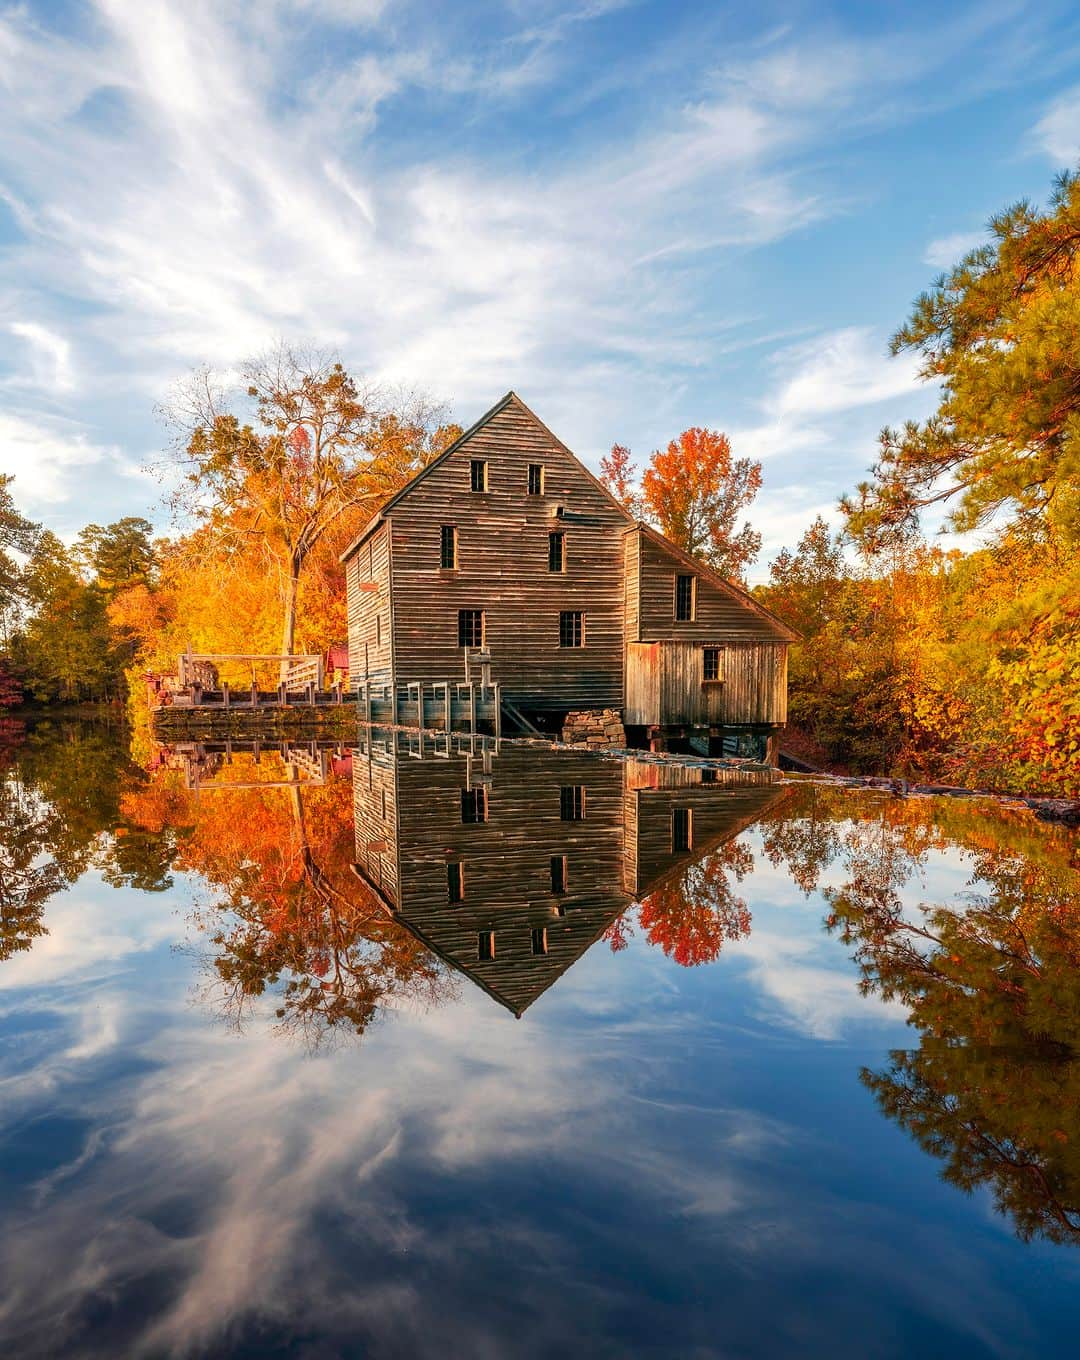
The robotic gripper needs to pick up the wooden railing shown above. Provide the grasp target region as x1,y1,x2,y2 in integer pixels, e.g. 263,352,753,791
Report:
178,651,325,693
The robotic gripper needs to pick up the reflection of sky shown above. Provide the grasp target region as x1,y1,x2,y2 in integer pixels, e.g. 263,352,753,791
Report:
1,832,1079,1358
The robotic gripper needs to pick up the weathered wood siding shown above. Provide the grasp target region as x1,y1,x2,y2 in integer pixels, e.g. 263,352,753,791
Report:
634,527,791,643
354,737,629,1014
353,729,399,904
722,642,788,724
625,641,788,726
625,768,787,898
385,398,629,710
351,737,788,1013
623,527,641,647
345,522,393,688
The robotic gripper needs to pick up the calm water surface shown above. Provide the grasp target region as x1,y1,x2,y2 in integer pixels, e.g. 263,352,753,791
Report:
2,719,1079,1358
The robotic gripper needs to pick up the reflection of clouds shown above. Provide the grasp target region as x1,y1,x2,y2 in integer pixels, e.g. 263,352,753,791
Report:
0,875,186,991
0,838,1070,1356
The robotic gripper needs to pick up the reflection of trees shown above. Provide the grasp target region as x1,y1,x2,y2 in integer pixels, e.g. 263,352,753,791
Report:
0,720,179,964
124,758,454,1047
606,839,755,967
0,773,64,961
762,783,1080,1246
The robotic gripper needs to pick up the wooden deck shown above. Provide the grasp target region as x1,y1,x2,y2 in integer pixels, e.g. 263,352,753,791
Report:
162,680,513,735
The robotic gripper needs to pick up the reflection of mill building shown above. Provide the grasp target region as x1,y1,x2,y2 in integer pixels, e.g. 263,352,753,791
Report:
352,733,786,1015
340,394,798,749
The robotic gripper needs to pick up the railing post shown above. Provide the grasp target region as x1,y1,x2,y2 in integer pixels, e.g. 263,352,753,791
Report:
222,682,230,709
493,682,502,739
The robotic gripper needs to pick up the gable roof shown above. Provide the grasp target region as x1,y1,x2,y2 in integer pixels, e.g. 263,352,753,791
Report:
340,391,632,562
630,521,801,642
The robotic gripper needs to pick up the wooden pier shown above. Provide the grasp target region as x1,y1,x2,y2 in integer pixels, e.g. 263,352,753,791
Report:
155,646,529,738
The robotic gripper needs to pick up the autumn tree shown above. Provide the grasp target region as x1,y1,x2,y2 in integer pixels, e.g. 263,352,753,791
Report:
164,343,456,671
12,532,121,702
0,475,40,641
600,427,762,581
642,428,762,580
843,169,1080,552
598,443,642,516
77,517,158,594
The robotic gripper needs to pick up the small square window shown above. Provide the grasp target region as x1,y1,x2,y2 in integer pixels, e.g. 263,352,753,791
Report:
470,459,488,492
531,927,549,955
701,767,717,784
461,787,488,823
560,786,586,821
672,807,693,852
478,930,495,961
440,525,457,569
548,531,565,573
447,862,464,903
703,646,722,681
459,610,484,648
559,610,584,648
550,854,568,893
675,574,696,621
528,464,544,495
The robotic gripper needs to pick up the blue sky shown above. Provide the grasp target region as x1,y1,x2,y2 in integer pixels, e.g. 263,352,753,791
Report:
1,0,1078,576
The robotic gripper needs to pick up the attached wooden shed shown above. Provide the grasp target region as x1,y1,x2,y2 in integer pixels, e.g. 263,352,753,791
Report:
623,523,798,730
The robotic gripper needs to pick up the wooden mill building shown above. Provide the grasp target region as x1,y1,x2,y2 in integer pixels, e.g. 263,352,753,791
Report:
353,732,787,1016
341,393,797,747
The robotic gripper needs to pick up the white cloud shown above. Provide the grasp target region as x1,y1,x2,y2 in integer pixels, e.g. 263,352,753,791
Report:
923,230,985,269
1033,85,1080,163
774,327,923,420
8,321,75,391
0,411,119,509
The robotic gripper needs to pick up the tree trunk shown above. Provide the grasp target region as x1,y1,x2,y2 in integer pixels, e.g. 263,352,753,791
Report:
280,568,299,682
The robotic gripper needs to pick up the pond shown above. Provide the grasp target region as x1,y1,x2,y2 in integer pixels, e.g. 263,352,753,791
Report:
2,718,1079,1358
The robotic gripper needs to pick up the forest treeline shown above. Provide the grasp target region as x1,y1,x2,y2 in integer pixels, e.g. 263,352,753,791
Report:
0,169,1077,795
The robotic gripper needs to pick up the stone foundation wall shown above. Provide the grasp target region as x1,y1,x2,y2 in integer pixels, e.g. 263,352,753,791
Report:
561,708,626,749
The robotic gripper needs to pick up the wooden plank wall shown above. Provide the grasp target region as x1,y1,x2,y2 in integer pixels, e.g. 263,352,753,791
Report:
628,777,788,899
350,737,790,1013
345,523,393,688
624,641,659,725
368,741,630,1014
635,528,791,643
385,398,630,711
623,527,641,645
626,640,788,726
722,643,788,724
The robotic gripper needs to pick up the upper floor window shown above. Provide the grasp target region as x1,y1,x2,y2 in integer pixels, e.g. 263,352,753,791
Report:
559,610,584,648
470,459,488,492
560,785,586,821
675,574,696,621
548,531,565,573
459,609,485,648
447,862,465,903
550,854,568,894
478,930,495,960
531,927,549,956
440,524,458,570
703,646,722,681
528,463,545,495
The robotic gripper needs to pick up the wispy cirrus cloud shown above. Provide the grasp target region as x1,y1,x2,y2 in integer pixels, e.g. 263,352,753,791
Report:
0,0,1073,540
1033,84,1080,163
